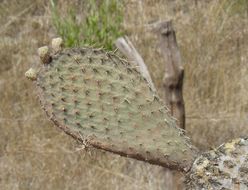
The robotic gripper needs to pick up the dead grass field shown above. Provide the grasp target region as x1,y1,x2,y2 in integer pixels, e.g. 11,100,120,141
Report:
0,0,247,189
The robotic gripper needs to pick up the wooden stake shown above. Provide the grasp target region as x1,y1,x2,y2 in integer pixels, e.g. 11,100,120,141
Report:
155,20,185,129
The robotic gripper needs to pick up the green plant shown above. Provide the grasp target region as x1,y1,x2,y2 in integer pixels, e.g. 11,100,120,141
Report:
26,39,248,189
50,0,124,50
26,38,196,171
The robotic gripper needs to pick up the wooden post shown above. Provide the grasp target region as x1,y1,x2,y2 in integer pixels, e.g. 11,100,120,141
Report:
155,20,185,129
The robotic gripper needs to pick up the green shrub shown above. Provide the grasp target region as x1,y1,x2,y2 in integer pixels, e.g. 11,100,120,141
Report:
50,0,124,50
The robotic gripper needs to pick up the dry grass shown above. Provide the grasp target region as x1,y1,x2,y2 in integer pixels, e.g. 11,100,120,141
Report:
0,0,247,189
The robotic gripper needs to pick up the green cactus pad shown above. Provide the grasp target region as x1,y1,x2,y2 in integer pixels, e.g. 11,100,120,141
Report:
186,138,248,189
29,47,197,171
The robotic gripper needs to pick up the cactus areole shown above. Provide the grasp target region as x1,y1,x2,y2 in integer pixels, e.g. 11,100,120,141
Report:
26,39,197,172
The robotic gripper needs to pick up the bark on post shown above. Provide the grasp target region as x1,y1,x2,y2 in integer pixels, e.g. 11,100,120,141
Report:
155,20,185,129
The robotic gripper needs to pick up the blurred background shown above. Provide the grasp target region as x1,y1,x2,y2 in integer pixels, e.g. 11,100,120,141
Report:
0,0,247,189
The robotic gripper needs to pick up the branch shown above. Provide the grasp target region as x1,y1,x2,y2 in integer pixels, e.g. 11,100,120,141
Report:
115,36,156,92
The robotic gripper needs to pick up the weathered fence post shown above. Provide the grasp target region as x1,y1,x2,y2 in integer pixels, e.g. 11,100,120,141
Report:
155,20,185,129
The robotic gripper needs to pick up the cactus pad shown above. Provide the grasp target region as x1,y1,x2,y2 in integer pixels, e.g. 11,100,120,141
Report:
26,43,197,171
186,138,248,189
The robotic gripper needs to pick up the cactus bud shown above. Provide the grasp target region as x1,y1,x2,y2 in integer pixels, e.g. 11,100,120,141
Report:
51,37,63,53
38,46,51,64
25,68,37,80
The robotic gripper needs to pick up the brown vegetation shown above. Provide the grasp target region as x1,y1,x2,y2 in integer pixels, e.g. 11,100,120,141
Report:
0,0,247,189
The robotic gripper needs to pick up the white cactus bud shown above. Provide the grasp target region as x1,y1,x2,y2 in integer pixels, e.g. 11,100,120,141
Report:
38,46,51,64
25,68,37,80
52,37,63,53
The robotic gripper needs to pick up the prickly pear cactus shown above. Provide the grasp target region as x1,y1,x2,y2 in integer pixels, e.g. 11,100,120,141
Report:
186,138,248,189
26,38,248,188
25,38,197,171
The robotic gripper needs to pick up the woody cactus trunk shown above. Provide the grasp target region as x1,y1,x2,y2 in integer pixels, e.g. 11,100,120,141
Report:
25,38,248,189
